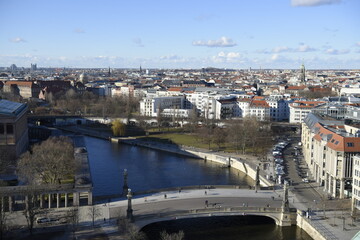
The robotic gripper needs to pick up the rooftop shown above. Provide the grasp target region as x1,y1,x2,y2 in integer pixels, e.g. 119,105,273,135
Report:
0,99,27,116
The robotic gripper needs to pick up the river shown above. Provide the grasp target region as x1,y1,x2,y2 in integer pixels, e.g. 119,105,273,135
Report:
83,136,312,239
84,136,254,196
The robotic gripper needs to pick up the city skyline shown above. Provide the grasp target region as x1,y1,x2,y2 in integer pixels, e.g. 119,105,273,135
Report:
0,0,359,69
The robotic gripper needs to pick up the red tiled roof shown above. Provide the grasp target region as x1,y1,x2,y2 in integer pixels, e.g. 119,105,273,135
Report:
250,100,270,108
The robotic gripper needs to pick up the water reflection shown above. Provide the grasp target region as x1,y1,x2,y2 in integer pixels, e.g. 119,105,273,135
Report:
141,216,312,240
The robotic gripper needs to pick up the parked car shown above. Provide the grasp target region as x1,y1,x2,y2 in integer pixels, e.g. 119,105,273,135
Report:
36,217,51,224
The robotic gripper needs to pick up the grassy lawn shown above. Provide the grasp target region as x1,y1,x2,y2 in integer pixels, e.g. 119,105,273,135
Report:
139,132,271,156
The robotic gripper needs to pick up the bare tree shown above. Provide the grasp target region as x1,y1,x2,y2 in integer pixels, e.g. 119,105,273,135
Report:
23,187,48,235
67,206,79,239
17,136,76,184
0,198,7,240
213,127,227,150
118,217,147,240
87,205,101,227
160,230,185,240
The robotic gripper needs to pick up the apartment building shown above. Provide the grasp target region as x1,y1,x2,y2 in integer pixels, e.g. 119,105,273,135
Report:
289,100,325,123
352,155,360,210
302,113,360,199
139,96,184,117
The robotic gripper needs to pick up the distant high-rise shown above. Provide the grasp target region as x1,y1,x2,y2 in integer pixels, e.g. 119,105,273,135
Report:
300,63,306,82
30,63,37,72
9,64,17,72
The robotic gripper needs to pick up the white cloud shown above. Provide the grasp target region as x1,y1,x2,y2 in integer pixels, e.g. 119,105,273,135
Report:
325,48,350,55
192,37,237,47
356,42,360,47
291,0,341,7
297,44,316,52
211,51,243,63
10,37,26,43
271,54,280,61
272,46,291,53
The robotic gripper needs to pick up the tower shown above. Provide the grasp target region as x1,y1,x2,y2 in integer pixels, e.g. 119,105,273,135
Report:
300,63,306,82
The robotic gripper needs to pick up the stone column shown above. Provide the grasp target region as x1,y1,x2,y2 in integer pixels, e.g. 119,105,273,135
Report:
88,192,93,206
40,194,44,208
333,177,337,197
340,178,345,199
48,194,52,209
56,193,60,208
73,192,80,206
324,174,327,192
8,196,13,212
65,193,68,208
1,197,4,212
25,195,29,210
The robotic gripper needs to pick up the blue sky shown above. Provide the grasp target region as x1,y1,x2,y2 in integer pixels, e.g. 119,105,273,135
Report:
0,0,359,69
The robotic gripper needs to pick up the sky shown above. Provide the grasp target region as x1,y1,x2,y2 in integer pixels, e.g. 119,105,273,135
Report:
0,0,359,69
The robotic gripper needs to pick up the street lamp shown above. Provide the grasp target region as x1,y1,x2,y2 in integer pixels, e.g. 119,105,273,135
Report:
126,188,134,222
122,169,128,197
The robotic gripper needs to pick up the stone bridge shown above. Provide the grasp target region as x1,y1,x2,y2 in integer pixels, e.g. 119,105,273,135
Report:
101,187,297,229
133,205,298,228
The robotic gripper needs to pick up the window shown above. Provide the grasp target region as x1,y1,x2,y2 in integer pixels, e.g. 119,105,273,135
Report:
6,124,13,134
335,141,339,145
0,124,4,134
347,142,354,147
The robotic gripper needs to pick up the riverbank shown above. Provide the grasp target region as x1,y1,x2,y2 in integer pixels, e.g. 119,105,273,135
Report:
113,137,273,188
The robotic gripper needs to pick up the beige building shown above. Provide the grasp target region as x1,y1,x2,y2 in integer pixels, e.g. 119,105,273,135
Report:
302,113,360,199
0,100,28,161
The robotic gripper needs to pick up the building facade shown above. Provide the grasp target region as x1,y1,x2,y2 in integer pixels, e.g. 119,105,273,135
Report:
302,113,360,199
0,100,28,161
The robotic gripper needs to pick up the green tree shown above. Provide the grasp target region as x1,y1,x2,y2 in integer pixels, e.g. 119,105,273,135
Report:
17,136,75,184
111,120,126,136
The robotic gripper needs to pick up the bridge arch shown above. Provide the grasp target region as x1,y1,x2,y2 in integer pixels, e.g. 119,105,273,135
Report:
136,211,282,230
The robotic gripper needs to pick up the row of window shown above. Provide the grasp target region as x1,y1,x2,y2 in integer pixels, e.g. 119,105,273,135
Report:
0,123,14,135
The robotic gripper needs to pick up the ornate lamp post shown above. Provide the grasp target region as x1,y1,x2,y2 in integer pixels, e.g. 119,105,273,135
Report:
255,165,260,193
126,188,134,222
282,183,289,212
122,169,128,197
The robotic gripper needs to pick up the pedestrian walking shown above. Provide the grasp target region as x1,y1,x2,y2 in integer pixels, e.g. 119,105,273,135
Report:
205,191,207,195
205,200,208,207
164,194,167,199
271,196,274,201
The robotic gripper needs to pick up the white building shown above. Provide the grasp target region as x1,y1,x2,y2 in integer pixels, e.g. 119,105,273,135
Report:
352,155,360,210
139,96,185,117
289,100,325,123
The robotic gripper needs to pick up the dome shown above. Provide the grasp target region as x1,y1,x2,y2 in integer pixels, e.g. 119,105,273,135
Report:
79,72,88,83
